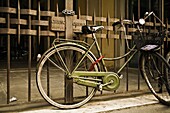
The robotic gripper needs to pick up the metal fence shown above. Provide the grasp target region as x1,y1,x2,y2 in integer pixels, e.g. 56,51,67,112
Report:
0,0,169,106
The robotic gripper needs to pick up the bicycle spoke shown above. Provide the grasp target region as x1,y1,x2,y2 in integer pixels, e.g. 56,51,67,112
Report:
46,56,66,73
36,45,99,109
54,48,71,74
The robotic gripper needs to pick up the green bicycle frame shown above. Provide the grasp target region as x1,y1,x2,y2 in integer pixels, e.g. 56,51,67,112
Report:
52,32,139,90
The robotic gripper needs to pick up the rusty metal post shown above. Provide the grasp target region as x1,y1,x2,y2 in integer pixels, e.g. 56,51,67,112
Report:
64,0,74,103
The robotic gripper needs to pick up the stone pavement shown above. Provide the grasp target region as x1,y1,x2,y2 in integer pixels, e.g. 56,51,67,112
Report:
0,91,161,113
20,93,159,113
0,68,153,112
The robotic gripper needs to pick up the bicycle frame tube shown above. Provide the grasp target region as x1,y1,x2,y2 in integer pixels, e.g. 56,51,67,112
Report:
91,33,138,74
72,32,139,75
117,49,138,74
72,33,108,73
71,38,96,73
52,30,139,76
92,33,108,72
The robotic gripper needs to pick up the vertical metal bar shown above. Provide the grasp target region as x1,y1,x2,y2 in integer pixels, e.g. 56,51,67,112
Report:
32,0,37,59
148,0,151,32
28,0,32,102
125,0,129,92
55,3,60,39
125,0,129,18
165,18,168,51
38,0,41,45
138,0,140,18
86,0,89,96
86,0,89,15
158,0,164,56
17,0,20,45
65,0,73,103
47,0,50,97
161,0,164,57
137,0,141,90
148,0,151,11
7,0,10,104
158,0,164,30
161,0,164,21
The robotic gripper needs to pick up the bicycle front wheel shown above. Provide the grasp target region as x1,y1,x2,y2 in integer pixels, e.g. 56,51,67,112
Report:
36,43,100,109
139,51,170,106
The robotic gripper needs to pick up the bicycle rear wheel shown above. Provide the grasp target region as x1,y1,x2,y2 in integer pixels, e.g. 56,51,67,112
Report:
139,51,170,106
36,43,100,109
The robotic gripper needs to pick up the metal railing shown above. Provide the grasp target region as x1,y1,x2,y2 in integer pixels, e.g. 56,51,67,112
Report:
0,0,169,106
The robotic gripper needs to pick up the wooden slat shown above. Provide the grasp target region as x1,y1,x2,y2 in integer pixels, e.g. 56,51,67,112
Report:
104,26,113,31
96,33,107,38
40,31,55,36
40,11,55,16
0,17,6,23
107,34,119,39
31,20,49,26
0,7,16,13
110,18,119,22
127,28,137,32
10,19,27,25
80,15,93,21
20,29,36,35
167,24,170,28
20,9,37,15
0,28,16,34
145,22,154,26
95,17,107,22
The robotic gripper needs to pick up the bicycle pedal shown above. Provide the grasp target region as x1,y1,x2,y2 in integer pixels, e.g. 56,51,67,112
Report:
119,74,123,79
98,85,103,91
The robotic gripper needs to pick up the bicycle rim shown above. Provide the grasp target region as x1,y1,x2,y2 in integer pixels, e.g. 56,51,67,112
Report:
139,52,170,106
36,44,100,109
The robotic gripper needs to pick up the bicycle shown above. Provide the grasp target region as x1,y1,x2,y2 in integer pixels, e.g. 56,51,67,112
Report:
36,12,170,109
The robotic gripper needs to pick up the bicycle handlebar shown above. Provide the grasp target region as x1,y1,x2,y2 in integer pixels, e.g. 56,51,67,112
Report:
112,19,141,27
143,12,165,27
112,11,165,27
112,11,169,50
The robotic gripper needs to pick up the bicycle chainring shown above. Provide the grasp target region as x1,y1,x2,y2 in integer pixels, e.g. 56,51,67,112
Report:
103,73,120,91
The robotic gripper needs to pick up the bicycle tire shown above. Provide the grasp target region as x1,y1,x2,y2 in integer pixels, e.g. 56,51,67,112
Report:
36,43,100,109
139,51,170,106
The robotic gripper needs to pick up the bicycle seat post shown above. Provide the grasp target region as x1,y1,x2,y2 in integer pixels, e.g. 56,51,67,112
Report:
92,32,108,72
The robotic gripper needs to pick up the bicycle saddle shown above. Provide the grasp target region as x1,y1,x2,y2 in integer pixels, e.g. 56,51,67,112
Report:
82,25,104,34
